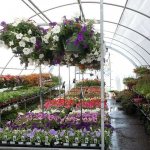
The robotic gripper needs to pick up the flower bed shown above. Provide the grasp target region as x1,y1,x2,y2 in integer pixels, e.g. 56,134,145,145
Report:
0,127,111,148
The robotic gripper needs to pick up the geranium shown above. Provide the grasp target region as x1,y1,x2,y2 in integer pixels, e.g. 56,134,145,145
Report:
0,19,55,67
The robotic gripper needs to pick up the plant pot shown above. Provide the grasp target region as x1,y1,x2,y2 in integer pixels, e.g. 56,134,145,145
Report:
72,143,78,147
90,144,96,147
10,141,16,145
26,142,32,145
81,143,87,147
35,142,41,146
2,141,7,144
45,142,50,146
65,41,82,53
63,143,69,146
18,141,24,145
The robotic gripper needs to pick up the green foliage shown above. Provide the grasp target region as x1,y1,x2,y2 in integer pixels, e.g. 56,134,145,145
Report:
123,77,137,90
134,67,150,77
76,79,100,87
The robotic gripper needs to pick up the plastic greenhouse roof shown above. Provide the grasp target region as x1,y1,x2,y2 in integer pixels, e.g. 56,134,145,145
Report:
0,0,150,75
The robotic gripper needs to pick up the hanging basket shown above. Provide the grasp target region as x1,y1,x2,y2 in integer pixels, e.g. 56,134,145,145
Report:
65,42,83,53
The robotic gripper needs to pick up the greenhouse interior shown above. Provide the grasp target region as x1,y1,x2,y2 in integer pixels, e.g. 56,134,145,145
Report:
0,0,150,150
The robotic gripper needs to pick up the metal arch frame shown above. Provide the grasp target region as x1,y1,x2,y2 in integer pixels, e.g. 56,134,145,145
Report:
105,42,143,65
110,0,129,47
101,20,150,41
1,55,15,75
29,1,150,20
106,46,138,67
104,37,150,66
104,30,150,56
21,0,48,23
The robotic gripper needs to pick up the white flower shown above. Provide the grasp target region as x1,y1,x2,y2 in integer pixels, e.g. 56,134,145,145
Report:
80,59,86,64
14,104,18,109
28,29,32,35
12,47,17,52
22,37,29,42
9,41,14,46
53,35,59,41
70,58,73,62
19,41,26,47
51,25,60,34
30,37,36,44
74,54,78,58
44,61,49,65
35,59,40,65
42,36,49,43
0,40,5,47
94,51,99,56
7,106,12,111
16,33,23,39
39,54,44,59
28,58,34,65
23,48,33,55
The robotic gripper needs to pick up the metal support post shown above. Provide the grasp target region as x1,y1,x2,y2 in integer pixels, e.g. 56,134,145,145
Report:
39,65,44,112
100,0,105,150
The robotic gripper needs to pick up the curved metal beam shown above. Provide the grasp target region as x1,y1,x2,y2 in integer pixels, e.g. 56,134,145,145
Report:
110,0,129,46
105,37,150,66
29,1,150,20
106,46,138,67
1,55,15,75
102,20,150,41
104,30,150,56
105,42,143,65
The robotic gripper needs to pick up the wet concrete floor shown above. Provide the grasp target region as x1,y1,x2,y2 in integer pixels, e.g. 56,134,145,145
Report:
108,99,150,150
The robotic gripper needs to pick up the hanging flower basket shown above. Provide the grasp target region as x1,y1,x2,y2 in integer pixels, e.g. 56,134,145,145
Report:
0,19,57,67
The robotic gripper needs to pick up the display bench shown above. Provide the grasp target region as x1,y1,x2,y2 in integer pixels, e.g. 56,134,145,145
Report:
0,146,100,150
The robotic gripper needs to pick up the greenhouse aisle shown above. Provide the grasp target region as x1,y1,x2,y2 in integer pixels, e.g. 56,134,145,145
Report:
108,99,150,150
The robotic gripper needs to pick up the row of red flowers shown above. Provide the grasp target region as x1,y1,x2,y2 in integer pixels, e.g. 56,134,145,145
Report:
44,98,107,110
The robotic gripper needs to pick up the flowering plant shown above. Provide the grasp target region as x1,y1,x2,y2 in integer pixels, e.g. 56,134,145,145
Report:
0,19,55,67
50,16,101,66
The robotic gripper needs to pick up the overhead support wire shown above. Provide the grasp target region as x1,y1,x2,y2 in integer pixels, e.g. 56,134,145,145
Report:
110,0,129,47
21,0,48,23
27,0,51,23
106,46,138,67
105,42,143,65
77,0,86,22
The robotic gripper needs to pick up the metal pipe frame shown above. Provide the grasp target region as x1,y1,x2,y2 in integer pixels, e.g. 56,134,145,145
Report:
27,0,51,23
106,42,143,65
106,46,138,67
110,0,129,47
0,55,15,75
100,0,105,149
105,37,150,66
29,1,150,20
21,0,48,23
104,30,150,56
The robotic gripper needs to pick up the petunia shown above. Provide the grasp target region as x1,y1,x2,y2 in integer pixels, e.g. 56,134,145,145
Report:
16,33,23,39
30,37,36,44
19,41,26,47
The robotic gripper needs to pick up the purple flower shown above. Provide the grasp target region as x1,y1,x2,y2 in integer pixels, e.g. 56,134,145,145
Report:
59,130,65,137
27,132,35,139
68,131,75,137
77,33,84,41
74,39,79,46
81,26,87,32
35,39,41,50
0,128,3,132
49,22,57,27
49,129,57,135
0,21,7,27
96,131,101,137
